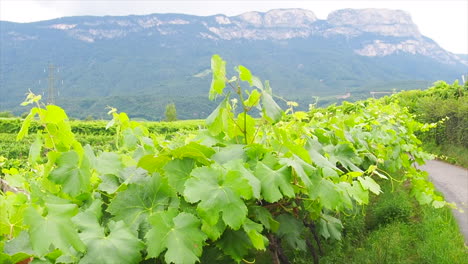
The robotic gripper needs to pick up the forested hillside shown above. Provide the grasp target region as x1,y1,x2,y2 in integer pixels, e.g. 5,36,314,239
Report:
1,9,466,119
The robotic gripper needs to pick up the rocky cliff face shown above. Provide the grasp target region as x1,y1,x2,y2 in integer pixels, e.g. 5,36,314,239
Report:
326,9,420,37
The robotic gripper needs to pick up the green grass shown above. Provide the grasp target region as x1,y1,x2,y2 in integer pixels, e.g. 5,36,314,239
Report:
423,141,468,168
317,179,468,264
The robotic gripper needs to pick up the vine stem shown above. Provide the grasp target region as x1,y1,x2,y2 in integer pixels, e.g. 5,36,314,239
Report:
236,83,249,145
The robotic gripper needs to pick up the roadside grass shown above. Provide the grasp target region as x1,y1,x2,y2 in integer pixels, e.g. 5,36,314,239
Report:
317,177,468,264
423,141,468,168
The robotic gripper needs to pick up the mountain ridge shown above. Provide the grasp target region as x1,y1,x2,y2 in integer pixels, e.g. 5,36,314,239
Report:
0,8,466,120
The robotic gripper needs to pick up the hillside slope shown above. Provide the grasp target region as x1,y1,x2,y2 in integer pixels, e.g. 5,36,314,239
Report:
1,8,466,119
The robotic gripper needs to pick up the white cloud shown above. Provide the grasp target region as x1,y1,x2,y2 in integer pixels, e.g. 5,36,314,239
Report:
0,0,466,54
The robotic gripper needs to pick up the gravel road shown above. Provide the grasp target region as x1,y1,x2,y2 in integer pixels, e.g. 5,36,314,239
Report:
419,160,468,244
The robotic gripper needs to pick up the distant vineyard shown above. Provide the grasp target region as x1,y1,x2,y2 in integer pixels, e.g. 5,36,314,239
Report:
0,118,204,136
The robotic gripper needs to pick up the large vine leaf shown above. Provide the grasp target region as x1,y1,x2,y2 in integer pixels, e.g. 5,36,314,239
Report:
0,192,28,238
224,159,261,199
24,203,85,256
146,210,207,264
244,89,262,108
3,231,35,262
205,97,232,136
209,54,227,100
170,142,215,165
326,143,363,172
358,176,381,195
216,229,252,263
48,150,91,196
250,206,280,232
137,155,171,173
279,155,319,189
261,82,283,123
77,217,143,264
242,219,267,250
211,145,246,164
184,166,251,229
276,214,306,251
95,152,123,176
107,174,178,231
309,179,352,211
163,158,195,193
344,181,369,205
254,161,294,203
319,214,343,240
201,218,226,241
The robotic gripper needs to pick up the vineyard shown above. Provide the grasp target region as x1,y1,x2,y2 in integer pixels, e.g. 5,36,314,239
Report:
0,55,466,263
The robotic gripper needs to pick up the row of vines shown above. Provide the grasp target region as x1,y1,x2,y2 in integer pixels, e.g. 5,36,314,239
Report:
0,55,446,264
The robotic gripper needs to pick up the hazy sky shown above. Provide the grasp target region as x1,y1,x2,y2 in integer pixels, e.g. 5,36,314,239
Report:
1,0,467,54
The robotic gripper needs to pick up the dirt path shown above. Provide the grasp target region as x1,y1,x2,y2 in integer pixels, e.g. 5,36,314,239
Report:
419,160,468,244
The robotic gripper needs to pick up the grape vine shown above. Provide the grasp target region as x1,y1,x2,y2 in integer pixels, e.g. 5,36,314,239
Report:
0,55,446,264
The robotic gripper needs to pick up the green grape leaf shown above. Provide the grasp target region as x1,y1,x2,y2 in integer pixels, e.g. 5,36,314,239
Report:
261,89,283,123
201,218,226,241
254,162,294,203
206,96,230,136
107,174,178,231
281,140,312,164
327,143,363,172
4,231,35,259
237,65,253,85
236,113,256,143
146,210,207,264
216,229,251,263
0,192,28,238
29,133,43,165
170,142,215,165
306,140,340,176
76,216,144,264
242,219,266,250
346,181,369,204
95,152,123,176
244,89,262,108
212,145,246,164
163,158,195,193
209,54,226,100
224,159,261,199
24,203,85,256
184,166,250,229
280,155,318,189
83,145,96,169
237,65,263,90
319,214,343,240
309,179,347,211
137,155,171,173
43,105,68,123
122,128,138,150
118,166,149,185
251,76,264,90
17,108,39,141
276,214,306,251
358,176,381,195
250,206,280,232
97,174,120,194
48,151,90,196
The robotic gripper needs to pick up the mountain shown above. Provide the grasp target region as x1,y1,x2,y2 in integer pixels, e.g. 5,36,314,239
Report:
1,8,466,120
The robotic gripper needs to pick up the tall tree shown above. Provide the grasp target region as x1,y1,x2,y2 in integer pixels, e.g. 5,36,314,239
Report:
165,103,177,122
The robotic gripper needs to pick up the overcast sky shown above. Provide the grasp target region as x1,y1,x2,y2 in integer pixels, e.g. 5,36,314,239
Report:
1,0,467,54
